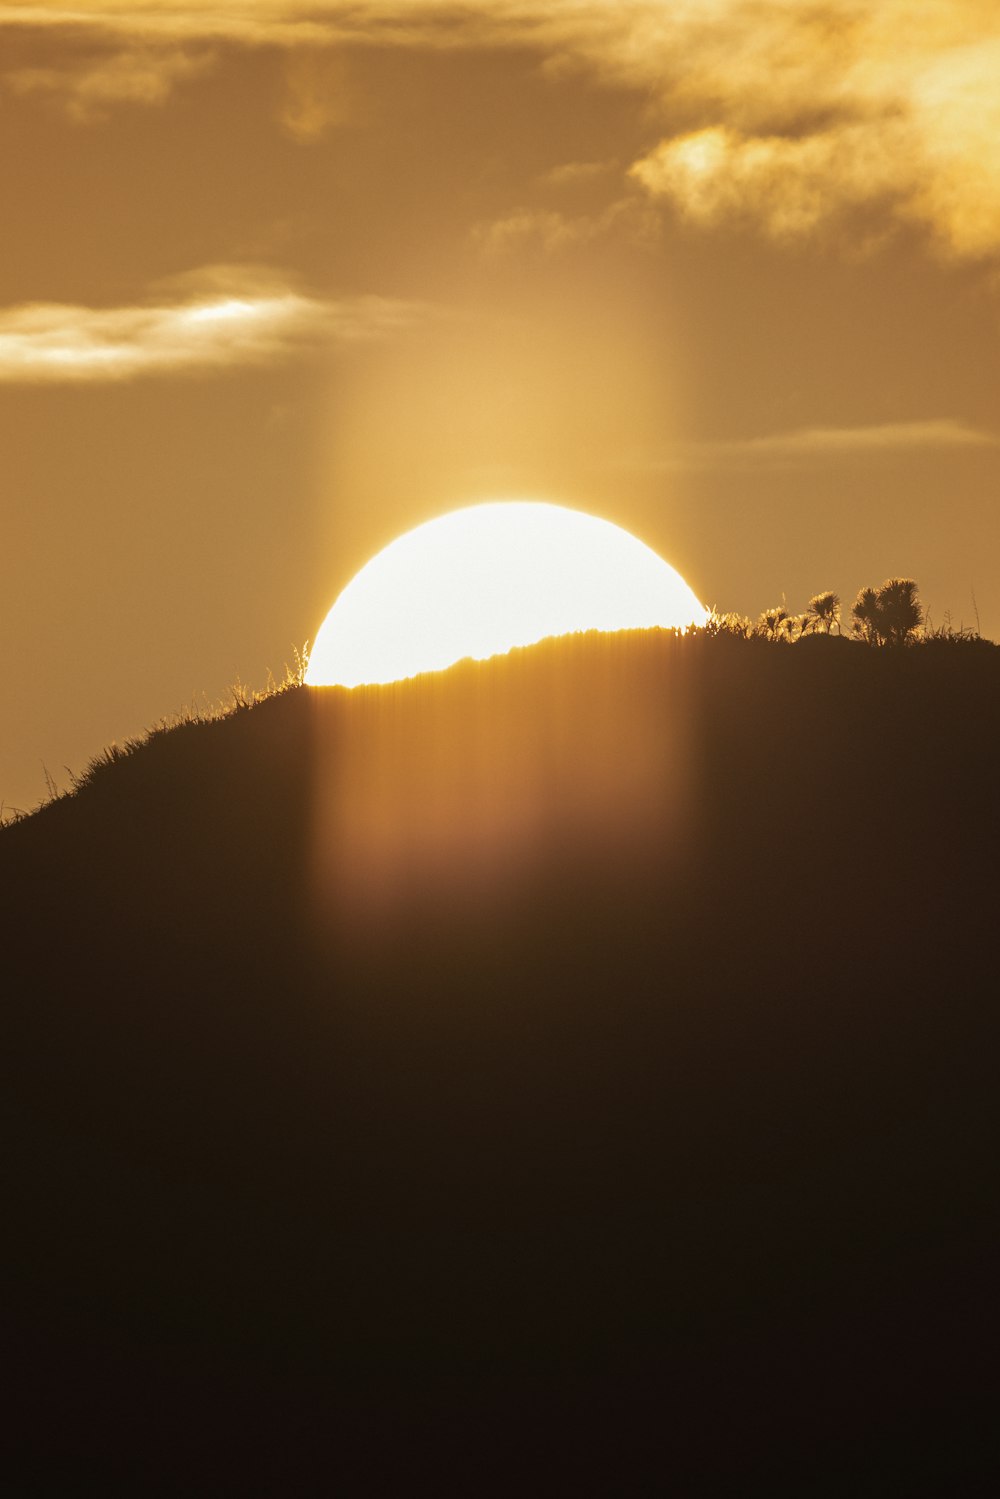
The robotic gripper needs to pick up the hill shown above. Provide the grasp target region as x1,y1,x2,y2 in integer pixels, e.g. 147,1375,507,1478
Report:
4,628,999,1492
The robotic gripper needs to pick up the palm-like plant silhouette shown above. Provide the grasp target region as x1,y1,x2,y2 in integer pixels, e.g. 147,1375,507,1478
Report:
756,606,791,641
806,591,841,635
878,578,922,644
851,587,883,645
852,579,922,646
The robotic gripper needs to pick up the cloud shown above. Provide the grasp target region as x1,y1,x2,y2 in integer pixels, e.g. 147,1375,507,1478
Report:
643,421,1000,472
0,268,427,384
0,4,332,48
277,47,353,141
6,46,214,120
540,160,617,189
620,9,1000,259
6,4,1000,258
473,207,604,258
630,124,907,242
472,197,656,258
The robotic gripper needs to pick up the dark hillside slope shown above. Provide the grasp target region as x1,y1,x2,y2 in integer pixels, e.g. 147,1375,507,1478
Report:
4,630,999,1491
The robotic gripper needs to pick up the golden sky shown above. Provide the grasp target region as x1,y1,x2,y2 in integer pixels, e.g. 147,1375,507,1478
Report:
4,0,1000,810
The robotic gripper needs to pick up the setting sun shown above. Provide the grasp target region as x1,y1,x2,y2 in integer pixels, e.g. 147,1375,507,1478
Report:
305,501,707,687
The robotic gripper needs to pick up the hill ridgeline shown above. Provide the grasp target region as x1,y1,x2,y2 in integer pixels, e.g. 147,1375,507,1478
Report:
4,627,999,1491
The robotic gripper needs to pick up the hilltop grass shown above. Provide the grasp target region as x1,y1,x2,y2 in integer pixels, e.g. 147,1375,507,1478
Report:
5,614,995,832
1,645,310,827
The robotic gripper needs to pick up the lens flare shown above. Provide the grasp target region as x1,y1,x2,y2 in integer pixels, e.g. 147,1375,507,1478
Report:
306,501,707,688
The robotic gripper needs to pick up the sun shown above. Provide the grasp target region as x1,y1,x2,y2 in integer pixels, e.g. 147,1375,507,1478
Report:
305,501,707,688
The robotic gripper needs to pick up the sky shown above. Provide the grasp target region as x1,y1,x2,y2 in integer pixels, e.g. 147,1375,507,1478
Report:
4,0,1000,812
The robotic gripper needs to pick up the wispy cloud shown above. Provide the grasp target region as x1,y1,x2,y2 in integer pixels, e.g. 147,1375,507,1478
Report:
471,199,646,259
0,267,427,384
7,4,1000,259
640,421,1000,472
6,45,214,120
277,47,354,141
540,160,617,190
0,4,331,48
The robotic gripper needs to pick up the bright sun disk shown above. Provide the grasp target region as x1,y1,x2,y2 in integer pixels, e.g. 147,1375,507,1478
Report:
305,501,707,688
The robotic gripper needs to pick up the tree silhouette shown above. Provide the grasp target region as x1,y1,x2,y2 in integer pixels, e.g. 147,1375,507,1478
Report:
852,579,922,646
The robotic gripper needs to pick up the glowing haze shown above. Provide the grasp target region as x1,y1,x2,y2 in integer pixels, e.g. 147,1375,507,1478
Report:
306,503,707,687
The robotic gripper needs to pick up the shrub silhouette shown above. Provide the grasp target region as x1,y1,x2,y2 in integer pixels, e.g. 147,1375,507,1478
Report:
705,609,754,638
852,578,923,646
701,586,942,649
851,585,883,644
756,605,793,640
878,577,923,644
708,593,842,643
806,590,841,634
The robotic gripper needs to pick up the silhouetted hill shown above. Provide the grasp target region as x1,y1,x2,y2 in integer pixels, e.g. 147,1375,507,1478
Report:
4,630,999,1493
